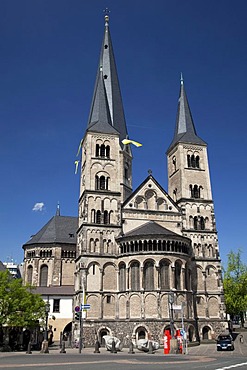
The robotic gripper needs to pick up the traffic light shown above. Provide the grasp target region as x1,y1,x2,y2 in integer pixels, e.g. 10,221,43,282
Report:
75,312,81,321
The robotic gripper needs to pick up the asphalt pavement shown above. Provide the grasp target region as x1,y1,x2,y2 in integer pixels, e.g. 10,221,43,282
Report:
0,330,246,370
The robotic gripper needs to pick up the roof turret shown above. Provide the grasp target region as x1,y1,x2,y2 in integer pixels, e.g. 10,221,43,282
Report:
167,76,206,153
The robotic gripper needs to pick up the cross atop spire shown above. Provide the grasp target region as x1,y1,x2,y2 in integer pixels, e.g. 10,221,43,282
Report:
180,72,184,85
56,202,60,216
103,8,110,25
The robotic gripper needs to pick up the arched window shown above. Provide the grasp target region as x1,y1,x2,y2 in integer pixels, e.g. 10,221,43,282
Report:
96,144,100,157
100,176,106,190
144,261,154,290
27,265,33,285
105,145,110,158
185,264,191,290
160,260,169,290
174,261,182,290
200,217,205,230
96,210,101,224
103,210,108,224
90,238,95,253
100,144,105,157
95,175,99,189
96,175,109,190
91,209,96,223
172,156,176,172
196,156,200,168
119,263,126,291
191,155,196,168
194,216,198,230
130,262,140,291
40,265,48,287
189,184,193,198
189,216,194,229
187,154,191,168
194,185,200,198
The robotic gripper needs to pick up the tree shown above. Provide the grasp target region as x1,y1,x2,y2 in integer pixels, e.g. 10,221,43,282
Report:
0,270,46,349
223,250,247,326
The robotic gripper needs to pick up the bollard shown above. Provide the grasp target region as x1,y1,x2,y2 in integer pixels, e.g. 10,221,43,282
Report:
111,339,117,354
94,340,100,353
60,340,66,353
59,332,63,349
148,341,154,354
26,342,32,354
40,340,49,354
128,341,135,354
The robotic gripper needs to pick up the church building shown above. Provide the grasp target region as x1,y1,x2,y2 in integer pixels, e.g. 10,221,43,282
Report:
22,14,226,345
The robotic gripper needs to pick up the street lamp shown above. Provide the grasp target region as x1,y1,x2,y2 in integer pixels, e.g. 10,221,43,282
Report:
45,301,50,342
168,291,175,339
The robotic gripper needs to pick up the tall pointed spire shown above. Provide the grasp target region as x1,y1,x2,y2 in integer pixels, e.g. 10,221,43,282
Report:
87,13,128,144
167,76,206,152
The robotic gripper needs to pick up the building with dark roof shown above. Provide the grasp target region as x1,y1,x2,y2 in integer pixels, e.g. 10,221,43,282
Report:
22,209,77,340
22,14,226,346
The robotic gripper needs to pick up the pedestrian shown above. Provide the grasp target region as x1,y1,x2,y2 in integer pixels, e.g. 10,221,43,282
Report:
239,334,243,343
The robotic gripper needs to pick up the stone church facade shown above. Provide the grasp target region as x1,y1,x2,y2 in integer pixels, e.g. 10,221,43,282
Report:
73,14,226,346
22,14,226,345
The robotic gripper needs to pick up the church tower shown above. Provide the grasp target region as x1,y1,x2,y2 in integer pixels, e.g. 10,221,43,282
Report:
74,13,132,334
167,76,225,326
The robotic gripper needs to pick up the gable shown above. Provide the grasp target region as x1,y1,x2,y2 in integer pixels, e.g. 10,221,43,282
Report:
121,175,183,237
123,175,180,213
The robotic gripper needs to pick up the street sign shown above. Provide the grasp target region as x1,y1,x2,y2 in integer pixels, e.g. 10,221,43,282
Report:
74,305,81,312
173,305,182,311
81,304,91,310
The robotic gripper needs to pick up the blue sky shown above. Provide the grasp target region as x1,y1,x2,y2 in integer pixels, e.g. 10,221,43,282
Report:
1,0,247,267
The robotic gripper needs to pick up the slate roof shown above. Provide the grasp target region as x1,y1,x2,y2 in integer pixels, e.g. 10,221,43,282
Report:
33,285,74,296
87,16,128,146
23,216,78,246
87,70,120,135
167,78,206,152
117,221,184,240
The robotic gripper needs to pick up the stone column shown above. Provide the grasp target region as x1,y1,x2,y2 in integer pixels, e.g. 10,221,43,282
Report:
170,266,175,290
140,266,144,290
99,268,104,291
182,267,186,290
127,267,130,291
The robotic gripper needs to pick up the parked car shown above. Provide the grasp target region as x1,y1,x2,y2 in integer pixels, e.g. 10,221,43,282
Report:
217,334,234,351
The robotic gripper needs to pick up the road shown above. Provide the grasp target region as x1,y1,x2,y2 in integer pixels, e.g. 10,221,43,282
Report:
0,332,246,370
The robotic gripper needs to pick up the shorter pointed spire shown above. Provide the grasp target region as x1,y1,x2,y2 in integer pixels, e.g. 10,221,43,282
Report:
167,76,206,152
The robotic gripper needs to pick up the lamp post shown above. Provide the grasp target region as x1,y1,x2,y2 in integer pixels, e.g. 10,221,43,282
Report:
45,302,50,341
41,301,50,353
168,291,175,338
168,291,178,354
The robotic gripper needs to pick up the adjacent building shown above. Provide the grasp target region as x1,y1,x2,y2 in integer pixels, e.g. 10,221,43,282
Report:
22,207,77,340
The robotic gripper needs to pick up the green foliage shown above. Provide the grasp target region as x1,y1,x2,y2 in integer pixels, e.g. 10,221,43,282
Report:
223,250,247,322
0,270,46,328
